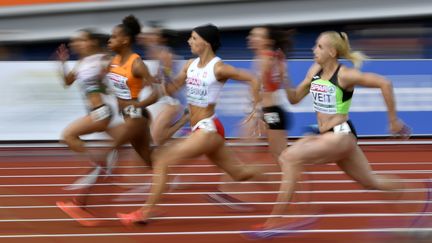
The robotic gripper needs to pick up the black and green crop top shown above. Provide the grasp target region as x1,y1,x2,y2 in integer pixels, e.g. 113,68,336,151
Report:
309,64,353,114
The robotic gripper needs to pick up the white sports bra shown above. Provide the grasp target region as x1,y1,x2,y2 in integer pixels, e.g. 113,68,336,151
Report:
185,57,223,107
74,53,106,95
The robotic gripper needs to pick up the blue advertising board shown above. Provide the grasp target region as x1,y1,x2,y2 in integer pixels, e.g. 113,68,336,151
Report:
217,59,432,137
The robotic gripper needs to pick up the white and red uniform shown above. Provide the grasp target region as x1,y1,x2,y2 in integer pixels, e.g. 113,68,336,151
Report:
185,57,225,137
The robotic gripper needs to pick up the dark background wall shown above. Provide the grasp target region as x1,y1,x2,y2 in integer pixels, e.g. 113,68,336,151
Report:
2,16,432,60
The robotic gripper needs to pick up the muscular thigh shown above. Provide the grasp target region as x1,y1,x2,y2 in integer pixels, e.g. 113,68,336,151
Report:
63,115,108,137
206,145,245,179
130,120,152,150
153,104,181,127
154,130,224,163
106,123,128,141
335,145,378,188
281,133,355,165
131,118,151,140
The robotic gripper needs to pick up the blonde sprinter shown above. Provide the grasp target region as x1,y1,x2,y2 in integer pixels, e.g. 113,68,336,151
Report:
260,31,409,231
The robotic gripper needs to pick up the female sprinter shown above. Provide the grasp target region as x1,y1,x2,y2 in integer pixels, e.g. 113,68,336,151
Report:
57,16,158,226
105,15,158,166
246,31,411,238
117,24,265,225
207,26,294,211
57,29,111,159
246,26,293,160
56,29,119,187
55,28,122,226
140,26,189,145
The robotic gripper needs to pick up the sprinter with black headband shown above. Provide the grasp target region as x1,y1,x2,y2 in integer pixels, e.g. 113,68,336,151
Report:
117,24,265,225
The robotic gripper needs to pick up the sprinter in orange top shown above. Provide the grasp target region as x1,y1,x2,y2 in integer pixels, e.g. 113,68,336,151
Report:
56,15,158,227
108,53,144,101
105,15,158,166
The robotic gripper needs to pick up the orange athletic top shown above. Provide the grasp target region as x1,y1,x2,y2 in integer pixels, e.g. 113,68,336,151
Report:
106,53,143,100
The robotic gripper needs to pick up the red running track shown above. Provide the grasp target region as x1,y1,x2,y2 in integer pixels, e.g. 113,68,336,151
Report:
0,141,431,243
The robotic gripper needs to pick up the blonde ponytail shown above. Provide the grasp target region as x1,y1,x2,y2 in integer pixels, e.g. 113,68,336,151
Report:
345,50,368,69
324,31,368,69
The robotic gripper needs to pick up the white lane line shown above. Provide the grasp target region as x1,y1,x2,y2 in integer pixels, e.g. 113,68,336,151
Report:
1,200,432,209
0,227,430,238
0,170,432,178
0,166,151,170
1,162,432,170
0,139,431,149
0,188,429,198
0,213,431,223
0,178,428,188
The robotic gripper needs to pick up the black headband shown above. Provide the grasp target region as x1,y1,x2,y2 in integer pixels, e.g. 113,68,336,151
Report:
193,24,221,52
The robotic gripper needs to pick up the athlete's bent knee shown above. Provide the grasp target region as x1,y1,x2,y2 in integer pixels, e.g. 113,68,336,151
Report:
61,132,74,146
231,167,258,182
278,149,305,168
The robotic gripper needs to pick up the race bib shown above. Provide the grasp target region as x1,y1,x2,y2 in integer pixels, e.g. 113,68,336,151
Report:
333,122,351,134
90,105,111,122
263,112,280,124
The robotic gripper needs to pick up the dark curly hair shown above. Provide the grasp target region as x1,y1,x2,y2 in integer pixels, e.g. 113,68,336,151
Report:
118,15,141,44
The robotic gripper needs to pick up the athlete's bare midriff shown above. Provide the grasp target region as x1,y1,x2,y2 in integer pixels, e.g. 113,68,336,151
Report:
87,92,105,109
189,104,216,126
261,91,278,107
316,112,348,133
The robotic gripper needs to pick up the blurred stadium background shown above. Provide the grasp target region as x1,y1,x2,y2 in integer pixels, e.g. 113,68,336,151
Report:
0,0,431,140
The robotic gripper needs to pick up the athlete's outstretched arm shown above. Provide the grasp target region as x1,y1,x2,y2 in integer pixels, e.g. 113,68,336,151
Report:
163,59,192,96
215,63,261,105
132,57,159,108
340,68,406,135
285,62,320,104
56,44,75,86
